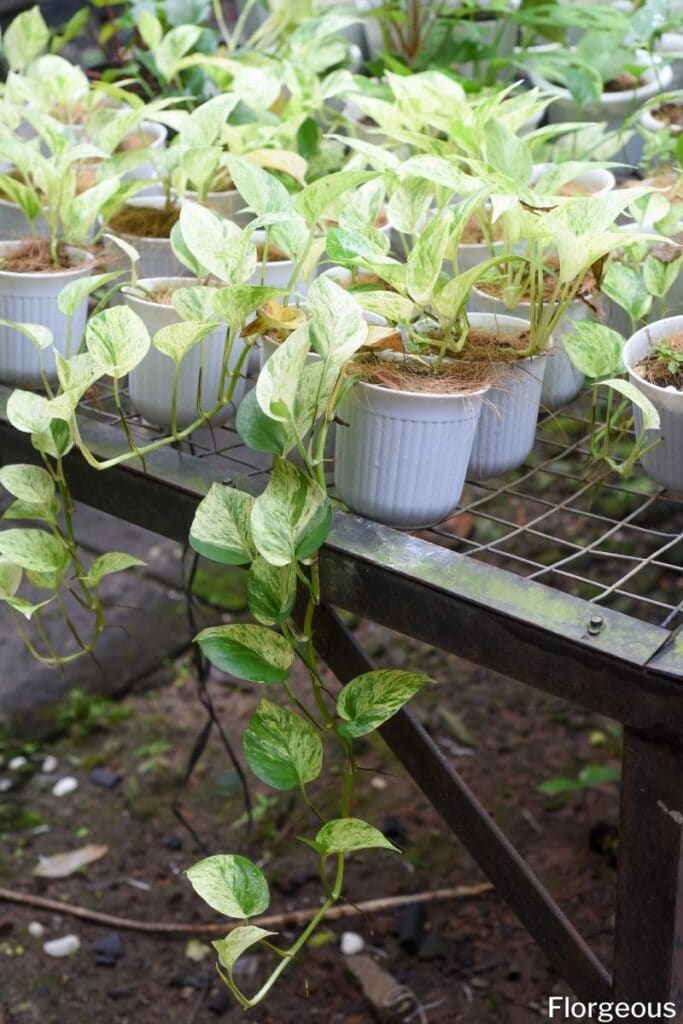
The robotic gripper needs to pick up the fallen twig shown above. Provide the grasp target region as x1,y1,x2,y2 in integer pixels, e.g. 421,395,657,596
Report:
0,883,492,936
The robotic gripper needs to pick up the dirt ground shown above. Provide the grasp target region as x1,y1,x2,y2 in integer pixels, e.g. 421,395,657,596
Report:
0,615,620,1024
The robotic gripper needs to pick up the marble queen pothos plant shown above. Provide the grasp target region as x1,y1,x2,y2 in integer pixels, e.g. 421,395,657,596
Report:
183,269,435,1009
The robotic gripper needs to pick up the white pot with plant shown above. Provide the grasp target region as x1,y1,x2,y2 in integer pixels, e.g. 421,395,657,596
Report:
120,203,286,429
328,215,508,527
0,110,138,385
470,271,598,411
122,279,245,430
526,43,673,166
623,314,683,491
104,194,185,279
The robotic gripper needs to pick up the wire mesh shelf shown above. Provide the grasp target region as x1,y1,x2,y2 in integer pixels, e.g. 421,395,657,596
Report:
62,381,683,633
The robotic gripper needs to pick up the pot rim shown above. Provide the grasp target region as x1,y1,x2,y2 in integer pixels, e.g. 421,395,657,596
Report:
122,276,202,308
528,53,672,105
0,241,94,280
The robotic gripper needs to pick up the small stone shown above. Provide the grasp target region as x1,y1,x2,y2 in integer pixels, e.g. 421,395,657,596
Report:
0,778,12,793
207,988,232,1015
8,756,27,771
92,932,125,966
232,954,258,977
88,768,121,790
370,776,387,790
52,777,78,798
43,934,81,958
340,931,365,956
41,756,58,774
28,922,45,938
163,834,183,851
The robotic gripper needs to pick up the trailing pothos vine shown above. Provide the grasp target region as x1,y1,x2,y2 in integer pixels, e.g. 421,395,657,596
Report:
184,272,434,1009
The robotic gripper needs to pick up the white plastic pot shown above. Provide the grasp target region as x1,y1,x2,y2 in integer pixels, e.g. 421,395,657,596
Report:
104,196,186,280
121,121,167,195
123,278,246,430
0,243,94,386
334,362,487,529
471,287,587,410
624,315,683,491
528,55,673,167
640,94,683,137
530,163,616,197
467,312,547,480
0,160,48,240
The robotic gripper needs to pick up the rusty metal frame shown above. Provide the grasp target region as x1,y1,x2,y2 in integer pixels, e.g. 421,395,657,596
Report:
1,383,683,1013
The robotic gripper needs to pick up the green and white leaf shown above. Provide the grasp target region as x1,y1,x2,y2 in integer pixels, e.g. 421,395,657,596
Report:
195,623,294,684
562,322,624,379
189,484,255,565
58,272,123,317
0,464,54,505
186,854,270,919
256,322,311,422
213,926,276,978
599,378,661,433
79,552,146,587
243,698,323,790
246,557,296,626
251,458,331,567
302,818,399,858
0,528,69,576
153,320,217,365
337,669,433,739
86,306,151,377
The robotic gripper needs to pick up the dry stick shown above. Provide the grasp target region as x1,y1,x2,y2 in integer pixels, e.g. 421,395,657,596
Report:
0,883,492,937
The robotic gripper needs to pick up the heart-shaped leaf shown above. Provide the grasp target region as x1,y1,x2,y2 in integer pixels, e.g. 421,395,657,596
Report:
246,556,296,626
195,623,294,684
186,854,269,919
86,306,151,378
189,484,255,565
0,464,54,505
244,698,323,790
251,458,331,567
301,818,399,858
337,670,433,739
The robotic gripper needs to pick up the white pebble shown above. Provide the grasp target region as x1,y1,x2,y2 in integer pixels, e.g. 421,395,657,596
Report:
370,776,387,790
9,756,27,771
52,776,78,798
28,921,45,938
42,756,58,774
43,934,81,958
0,778,12,793
340,931,365,956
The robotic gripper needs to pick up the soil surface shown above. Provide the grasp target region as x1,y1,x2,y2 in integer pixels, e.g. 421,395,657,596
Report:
108,204,180,240
0,603,619,1023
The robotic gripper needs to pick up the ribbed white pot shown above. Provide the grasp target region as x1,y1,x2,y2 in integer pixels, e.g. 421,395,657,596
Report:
0,243,93,387
467,312,547,480
123,278,246,430
528,55,673,167
624,315,683,491
334,361,487,529
471,287,587,410
104,196,185,280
